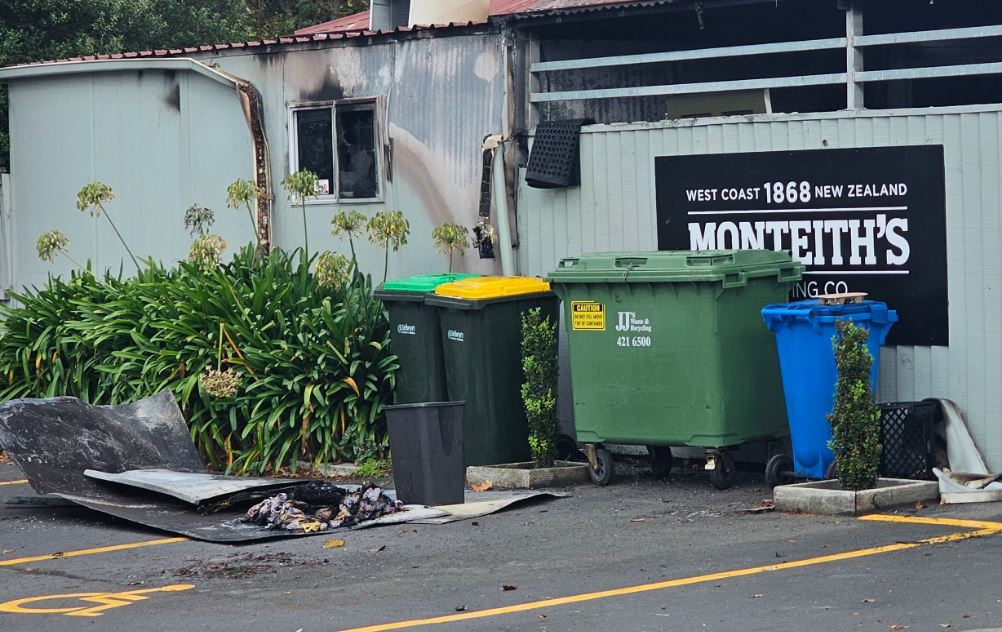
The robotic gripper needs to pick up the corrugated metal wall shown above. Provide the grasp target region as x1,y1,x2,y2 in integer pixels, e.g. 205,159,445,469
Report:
8,71,253,290
0,173,10,296
517,105,1002,470
4,31,504,293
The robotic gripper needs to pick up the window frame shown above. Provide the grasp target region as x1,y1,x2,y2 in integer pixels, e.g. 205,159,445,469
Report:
287,97,383,204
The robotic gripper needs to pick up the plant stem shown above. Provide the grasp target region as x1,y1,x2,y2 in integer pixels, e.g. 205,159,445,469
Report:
301,201,309,256
97,202,141,270
383,246,389,284
59,250,86,271
348,237,357,265
448,251,453,273
244,203,260,250
217,322,224,372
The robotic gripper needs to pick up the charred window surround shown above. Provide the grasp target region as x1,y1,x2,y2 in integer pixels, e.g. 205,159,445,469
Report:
289,100,380,202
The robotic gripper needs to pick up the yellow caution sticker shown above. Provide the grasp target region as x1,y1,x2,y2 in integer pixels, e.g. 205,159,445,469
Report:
571,301,605,331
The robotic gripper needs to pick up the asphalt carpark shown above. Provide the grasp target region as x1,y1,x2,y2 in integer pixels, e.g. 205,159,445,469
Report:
2,457,1002,632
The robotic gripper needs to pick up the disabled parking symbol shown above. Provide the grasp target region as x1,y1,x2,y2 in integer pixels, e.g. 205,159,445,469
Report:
0,584,194,617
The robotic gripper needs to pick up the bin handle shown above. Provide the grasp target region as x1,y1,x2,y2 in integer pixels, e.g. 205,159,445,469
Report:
560,258,580,268
721,271,748,289
687,253,734,267
777,265,802,283
614,257,647,268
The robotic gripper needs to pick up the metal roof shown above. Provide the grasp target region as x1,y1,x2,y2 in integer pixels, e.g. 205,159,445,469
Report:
2,21,488,70
292,1,672,35
293,11,371,36
488,0,675,18
6,0,672,69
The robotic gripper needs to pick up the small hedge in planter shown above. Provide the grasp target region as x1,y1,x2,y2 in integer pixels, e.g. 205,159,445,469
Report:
521,307,558,469
827,320,882,490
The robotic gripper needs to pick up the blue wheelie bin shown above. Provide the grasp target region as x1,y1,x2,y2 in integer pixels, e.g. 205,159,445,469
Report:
760,299,898,482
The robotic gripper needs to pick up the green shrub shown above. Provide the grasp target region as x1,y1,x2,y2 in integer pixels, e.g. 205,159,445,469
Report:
520,307,558,469
0,246,398,474
354,458,391,478
827,320,882,490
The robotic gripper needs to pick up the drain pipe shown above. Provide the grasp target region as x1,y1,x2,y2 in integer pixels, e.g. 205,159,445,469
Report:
491,140,516,276
195,61,273,255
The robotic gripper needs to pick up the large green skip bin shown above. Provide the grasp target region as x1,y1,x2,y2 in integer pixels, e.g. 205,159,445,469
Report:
374,274,477,404
547,251,802,488
427,277,559,466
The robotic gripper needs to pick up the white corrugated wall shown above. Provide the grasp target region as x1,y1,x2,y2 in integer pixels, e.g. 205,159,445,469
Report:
517,105,1002,470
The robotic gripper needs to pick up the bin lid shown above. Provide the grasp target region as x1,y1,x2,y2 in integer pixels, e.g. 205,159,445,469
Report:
434,276,551,299
546,250,801,287
380,273,479,293
761,299,899,330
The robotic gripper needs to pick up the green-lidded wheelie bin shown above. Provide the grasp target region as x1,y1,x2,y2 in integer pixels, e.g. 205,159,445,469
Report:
546,251,802,488
374,274,477,404
427,277,559,466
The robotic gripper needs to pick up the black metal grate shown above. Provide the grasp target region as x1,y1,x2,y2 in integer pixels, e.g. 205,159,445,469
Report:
878,401,939,480
525,119,592,189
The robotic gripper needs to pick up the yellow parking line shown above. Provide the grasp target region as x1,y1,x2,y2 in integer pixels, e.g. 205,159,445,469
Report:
0,537,188,567
336,514,1002,632
0,479,28,487
859,514,1002,530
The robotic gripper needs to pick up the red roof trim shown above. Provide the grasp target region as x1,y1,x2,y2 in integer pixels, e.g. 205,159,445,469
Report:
294,10,372,36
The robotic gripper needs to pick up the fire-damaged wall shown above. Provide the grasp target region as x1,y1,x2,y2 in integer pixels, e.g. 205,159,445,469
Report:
2,27,505,291
516,108,1002,471
200,30,505,277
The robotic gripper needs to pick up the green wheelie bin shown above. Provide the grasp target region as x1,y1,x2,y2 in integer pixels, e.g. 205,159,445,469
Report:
374,274,477,404
427,276,559,466
547,251,802,488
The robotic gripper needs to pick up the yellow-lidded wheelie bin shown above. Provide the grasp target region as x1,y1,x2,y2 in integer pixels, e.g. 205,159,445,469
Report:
427,277,558,466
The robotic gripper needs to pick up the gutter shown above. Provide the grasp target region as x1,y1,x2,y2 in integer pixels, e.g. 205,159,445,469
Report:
0,58,273,253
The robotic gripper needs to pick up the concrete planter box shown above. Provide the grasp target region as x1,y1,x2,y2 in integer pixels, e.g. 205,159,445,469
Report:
774,478,940,515
466,461,590,490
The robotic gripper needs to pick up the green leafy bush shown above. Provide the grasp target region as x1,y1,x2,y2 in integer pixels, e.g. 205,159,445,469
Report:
827,320,882,490
0,246,398,474
354,458,392,478
520,307,558,468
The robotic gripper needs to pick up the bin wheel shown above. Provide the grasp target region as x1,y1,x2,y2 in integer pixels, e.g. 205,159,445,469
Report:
765,453,794,488
589,447,614,486
709,451,735,490
647,445,673,477
825,460,839,480
556,434,582,461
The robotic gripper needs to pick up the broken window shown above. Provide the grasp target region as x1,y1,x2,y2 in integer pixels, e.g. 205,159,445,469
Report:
291,101,379,199
335,105,378,199
294,108,335,194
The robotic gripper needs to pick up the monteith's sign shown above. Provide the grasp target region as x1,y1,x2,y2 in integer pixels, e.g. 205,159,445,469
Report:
655,146,947,346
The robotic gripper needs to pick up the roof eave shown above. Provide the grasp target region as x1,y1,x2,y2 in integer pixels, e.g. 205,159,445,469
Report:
0,58,238,86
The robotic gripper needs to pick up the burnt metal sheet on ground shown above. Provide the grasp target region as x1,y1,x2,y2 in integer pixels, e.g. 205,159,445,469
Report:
84,469,309,506
0,392,447,541
50,491,447,542
0,391,204,496
413,490,570,524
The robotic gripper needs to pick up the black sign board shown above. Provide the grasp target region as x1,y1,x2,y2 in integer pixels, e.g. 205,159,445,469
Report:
655,146,947,346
